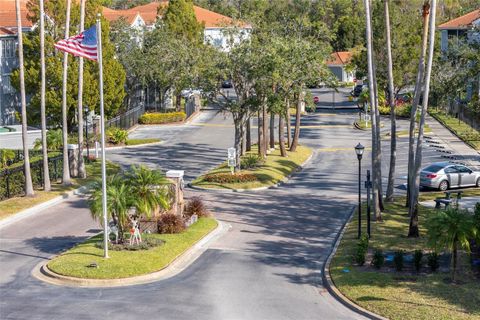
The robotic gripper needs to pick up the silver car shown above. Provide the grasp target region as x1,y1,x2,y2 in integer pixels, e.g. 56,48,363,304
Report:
420,162,480,191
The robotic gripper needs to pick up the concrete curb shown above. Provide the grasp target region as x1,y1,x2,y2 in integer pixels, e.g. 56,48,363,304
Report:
32,219,229,288
188,152,314,193
84,141,164,153
353,121,369,131
0,185,89,229
321,207,388,320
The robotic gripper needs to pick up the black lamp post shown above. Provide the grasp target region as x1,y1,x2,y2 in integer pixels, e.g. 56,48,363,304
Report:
355,143,365,239
85,106,90,161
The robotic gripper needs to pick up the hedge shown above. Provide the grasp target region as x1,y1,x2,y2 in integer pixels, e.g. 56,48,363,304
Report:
139,112,186,124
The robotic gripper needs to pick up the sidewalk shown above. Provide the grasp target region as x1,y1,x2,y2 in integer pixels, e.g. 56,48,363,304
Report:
425,114,480,167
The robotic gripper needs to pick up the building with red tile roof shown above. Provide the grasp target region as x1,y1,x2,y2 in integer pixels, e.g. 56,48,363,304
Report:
438,8,480,52
327,51,354,83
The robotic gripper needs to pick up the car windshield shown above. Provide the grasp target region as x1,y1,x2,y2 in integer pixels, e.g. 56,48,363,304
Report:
422,164,444,173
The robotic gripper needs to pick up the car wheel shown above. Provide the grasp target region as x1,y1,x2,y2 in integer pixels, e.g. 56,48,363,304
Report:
476,177,480,188
438,180,449,191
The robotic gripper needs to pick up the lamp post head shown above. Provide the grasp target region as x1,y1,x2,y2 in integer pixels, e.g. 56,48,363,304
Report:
355,143,365,160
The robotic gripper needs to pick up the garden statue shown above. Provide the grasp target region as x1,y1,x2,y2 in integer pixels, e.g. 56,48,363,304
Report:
107,221,119,244
129,217,142,246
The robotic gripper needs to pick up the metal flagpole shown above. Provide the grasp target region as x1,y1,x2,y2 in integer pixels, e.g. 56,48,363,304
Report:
96,15,109,259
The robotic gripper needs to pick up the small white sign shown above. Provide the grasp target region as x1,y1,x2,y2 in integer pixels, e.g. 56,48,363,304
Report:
227,147,236,159
228,158,236,167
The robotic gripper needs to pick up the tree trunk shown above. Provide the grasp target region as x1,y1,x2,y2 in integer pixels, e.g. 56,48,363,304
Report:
77,0,86,179
270,113,275,149
233,115,243,172
286,100,292,148
241,122,246,156
39,0,50,191
373,58,384,212
451,240,457,282
246,117,251,152
61,0,72,186
409,0,436,238
279,112,287,157
263,105,268,155
364,0,380,220
258,110,265,158
176,93,182,112
16,0,34,196
385,0,396,202
290,91,302,152
406,2,430,208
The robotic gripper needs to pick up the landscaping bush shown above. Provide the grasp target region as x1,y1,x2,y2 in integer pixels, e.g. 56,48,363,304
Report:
139,112,186,124
0,149,15,168
394,251,404,271
427,252,439,272
96,237,164,251
354,234,369,266
106,127,128,145
157,213,186,234
203,172,257,184
414,250,423,272
241,154,263,169
184,196,209,218
378,104,412,118
372,249,384,269
125,138,160,146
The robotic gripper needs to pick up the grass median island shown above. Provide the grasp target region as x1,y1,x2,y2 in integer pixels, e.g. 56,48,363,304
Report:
330,199,480,320
0,161,120,220
125,138,161,146
191,145,312,190
47,218,217,279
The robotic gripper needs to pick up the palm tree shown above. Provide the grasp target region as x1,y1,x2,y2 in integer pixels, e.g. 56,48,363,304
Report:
126,165,171,218
34,129,63,151
385,0,396,202
406,1,430,207
90,175,132,243
61,0,72,186
39,0,50,191
427,207,474,281
409,0,437,237
77,0,86,179
15,0,34,196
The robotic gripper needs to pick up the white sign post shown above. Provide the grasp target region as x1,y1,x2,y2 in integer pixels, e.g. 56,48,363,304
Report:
227,147,236,174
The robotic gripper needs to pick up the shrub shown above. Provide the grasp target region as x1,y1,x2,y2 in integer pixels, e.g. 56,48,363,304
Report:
157,213,185,234
427,252,439,272
184,196,209,218
372,249,384,269
414,250,423,272
241,154,263,169
96,237,164,251
378,104,412,118
139,112,186,124
394,250,404,271
354,234,369,266
106,127,128,145
203,172,257,184
0,149,15,168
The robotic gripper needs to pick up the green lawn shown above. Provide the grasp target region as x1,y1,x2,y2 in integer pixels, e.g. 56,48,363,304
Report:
125,138,161,146
330,199,480,320
419,188,480,202
429,110,480,150
191,145,312,190
0,161,120,220
47,218,217,279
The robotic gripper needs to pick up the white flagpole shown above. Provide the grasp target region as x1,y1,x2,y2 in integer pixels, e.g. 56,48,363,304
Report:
96,14,109,259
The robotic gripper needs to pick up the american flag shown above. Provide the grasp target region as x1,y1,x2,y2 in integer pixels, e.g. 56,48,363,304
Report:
54,26,98,61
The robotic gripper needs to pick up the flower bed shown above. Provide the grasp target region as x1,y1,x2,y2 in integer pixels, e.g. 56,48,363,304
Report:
139,112,186,124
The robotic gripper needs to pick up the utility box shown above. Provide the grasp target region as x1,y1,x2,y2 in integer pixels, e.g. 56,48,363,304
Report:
67,144,78,177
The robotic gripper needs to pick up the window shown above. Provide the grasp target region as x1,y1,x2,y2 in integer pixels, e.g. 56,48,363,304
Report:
444,166,458,174
2,39,16,58
455,165,471,173
2,75,14,94
423,164,444,173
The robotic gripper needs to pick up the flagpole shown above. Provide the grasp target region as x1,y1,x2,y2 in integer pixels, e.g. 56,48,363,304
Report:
96,14,109,259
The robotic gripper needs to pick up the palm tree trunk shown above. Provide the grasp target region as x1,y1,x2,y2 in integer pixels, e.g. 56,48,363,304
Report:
364,0,380,219
61,0,72,186
246,116,251,151
258,110,265,158
39,0,50,191
77,0,86,179
409,0,436,238
385,0,396,202
451,240,457,282
15,0,34,196
263,105,268,154
290,91,302,152
286,99,292,148
406,2,430,207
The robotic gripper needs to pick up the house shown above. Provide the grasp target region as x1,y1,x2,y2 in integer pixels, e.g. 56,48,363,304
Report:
0,0,33,125
438,8,480,53
327,51,354,83
102,1,251,52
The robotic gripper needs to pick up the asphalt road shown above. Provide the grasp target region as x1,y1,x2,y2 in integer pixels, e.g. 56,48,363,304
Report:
0,109,455,320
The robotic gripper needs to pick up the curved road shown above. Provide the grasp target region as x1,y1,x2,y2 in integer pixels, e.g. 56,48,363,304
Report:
1,109,451,319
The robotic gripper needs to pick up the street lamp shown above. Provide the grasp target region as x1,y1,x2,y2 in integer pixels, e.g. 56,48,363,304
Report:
355,143,365,239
